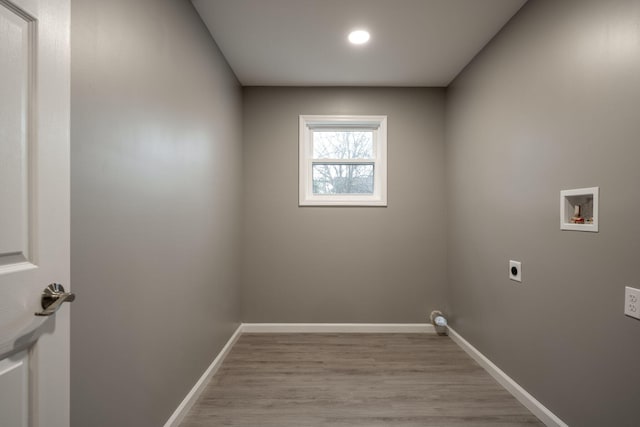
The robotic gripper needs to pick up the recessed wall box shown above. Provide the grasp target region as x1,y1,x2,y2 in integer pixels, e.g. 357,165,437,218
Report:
560,187,599,232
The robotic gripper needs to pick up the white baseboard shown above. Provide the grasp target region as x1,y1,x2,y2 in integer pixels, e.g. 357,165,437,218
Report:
241,323,435,333
447,327,568,427
163,324,243,427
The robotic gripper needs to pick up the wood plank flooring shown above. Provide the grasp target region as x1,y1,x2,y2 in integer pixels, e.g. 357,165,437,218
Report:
180,333,543,426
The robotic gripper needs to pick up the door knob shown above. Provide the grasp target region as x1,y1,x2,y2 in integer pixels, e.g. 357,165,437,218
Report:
35,283,76,316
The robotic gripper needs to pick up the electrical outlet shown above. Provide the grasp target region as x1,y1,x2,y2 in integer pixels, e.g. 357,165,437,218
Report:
625,286,640,320
509,260,522,282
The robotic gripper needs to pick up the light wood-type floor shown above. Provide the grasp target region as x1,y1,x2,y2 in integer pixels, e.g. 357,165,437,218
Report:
180,333,544,426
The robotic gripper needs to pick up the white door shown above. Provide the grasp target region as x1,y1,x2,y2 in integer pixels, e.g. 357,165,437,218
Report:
0,0,70,426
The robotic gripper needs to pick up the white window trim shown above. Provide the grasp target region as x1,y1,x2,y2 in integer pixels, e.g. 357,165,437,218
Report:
299,115,387,206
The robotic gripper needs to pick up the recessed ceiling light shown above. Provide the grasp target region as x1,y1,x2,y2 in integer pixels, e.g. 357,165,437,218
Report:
348,30,370,45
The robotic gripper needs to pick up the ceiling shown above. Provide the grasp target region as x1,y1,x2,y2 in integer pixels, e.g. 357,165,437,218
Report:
192,0,528,87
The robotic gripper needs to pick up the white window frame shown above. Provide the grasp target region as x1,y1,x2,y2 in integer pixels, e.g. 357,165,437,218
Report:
299,115,387,206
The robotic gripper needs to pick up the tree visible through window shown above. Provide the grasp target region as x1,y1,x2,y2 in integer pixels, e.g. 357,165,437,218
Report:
312,131,374,195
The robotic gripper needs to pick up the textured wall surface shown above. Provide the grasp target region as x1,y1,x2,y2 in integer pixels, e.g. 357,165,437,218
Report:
242,87,448,323
446,0,640,425
70,0,243,425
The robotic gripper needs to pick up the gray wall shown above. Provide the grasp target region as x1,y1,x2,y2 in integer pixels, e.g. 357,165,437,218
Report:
446,0,640,425
70,0,242,426
242,87,448,322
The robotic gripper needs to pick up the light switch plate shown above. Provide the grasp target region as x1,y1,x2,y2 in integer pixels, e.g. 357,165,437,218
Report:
509,260,522,282
625,286,640,320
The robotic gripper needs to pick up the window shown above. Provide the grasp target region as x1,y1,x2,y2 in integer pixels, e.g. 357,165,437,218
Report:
299,115,387,206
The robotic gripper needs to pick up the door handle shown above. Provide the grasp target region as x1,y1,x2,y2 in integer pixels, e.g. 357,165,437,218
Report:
35,283,76,316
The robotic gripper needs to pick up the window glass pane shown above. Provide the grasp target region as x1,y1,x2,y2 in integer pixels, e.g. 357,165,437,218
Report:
312,164,374,194
312,131,373,159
